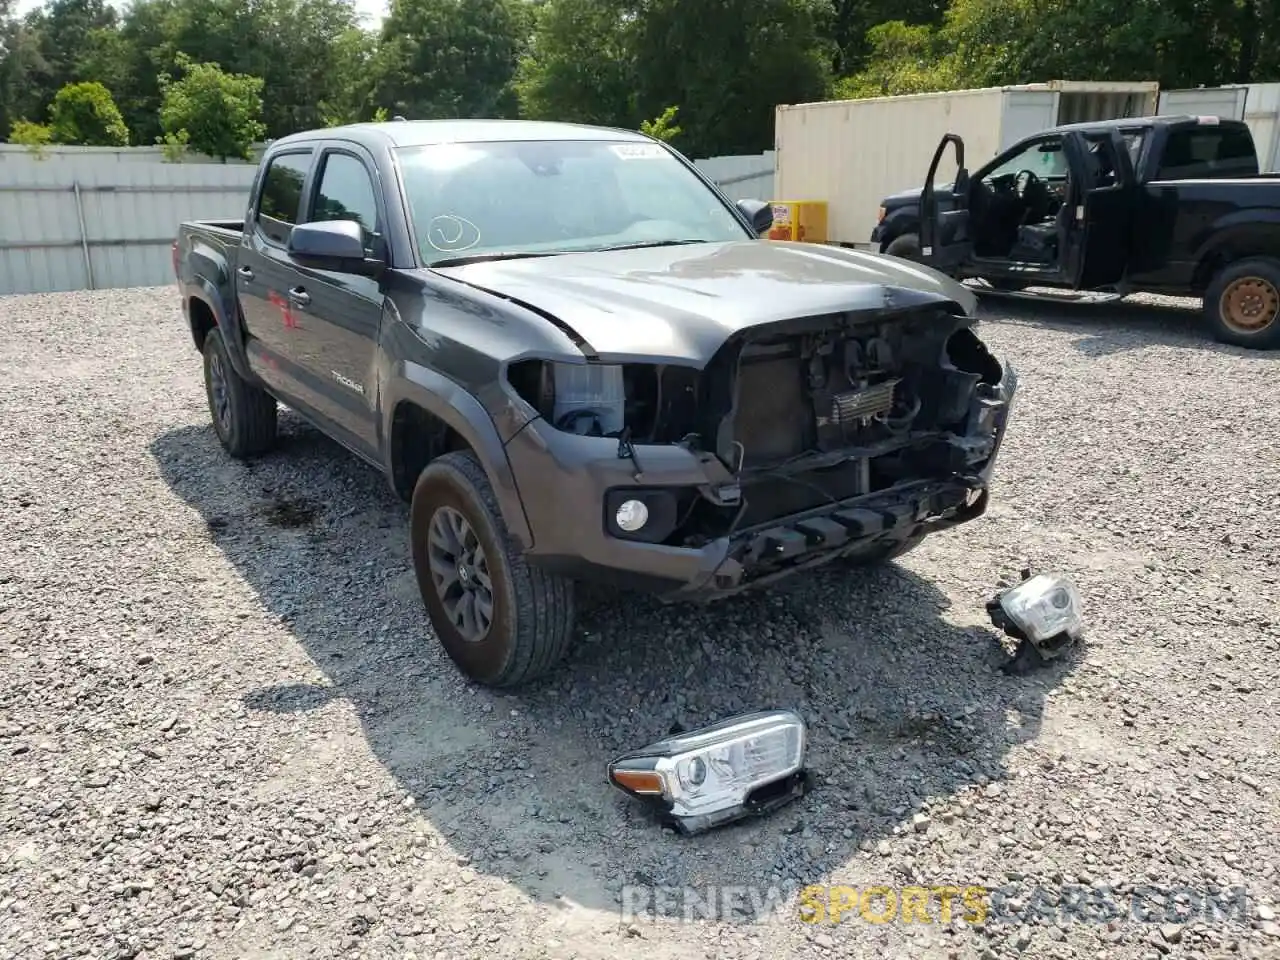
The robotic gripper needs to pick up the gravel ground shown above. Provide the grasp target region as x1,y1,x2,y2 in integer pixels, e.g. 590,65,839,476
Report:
2,286,1279,960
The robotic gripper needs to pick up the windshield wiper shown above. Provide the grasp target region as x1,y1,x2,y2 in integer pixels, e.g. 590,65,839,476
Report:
591,239,708,252
427,251,563,268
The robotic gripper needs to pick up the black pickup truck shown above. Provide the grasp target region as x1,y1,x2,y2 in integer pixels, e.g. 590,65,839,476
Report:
174,119,1018,687
870,115,1280,349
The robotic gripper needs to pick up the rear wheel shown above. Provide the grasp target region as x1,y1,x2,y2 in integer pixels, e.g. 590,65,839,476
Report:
1204,257,1280,349
410,450,575,688
202,326,277,457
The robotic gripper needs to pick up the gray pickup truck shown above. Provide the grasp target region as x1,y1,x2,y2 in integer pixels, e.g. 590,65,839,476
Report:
173,119,1019,688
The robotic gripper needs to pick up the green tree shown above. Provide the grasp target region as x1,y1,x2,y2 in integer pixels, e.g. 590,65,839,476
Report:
7,117,53,157
639,104,681,141
834,20,955,98
21,0,119,109
104,0,363,143
514,0,640,127
0,10,50,138
158,56,265,161
631,0,833,157
47,79,128,144
370,0,529,119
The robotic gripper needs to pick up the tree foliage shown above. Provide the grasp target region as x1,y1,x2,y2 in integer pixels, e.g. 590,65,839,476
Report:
7,116,53,157
370,0,529,120
2,0,1280,159
48,79,128,144
158,55,265,161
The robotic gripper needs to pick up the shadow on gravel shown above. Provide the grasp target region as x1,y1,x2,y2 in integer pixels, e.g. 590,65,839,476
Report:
978,292,1280,361
151,417,1081,922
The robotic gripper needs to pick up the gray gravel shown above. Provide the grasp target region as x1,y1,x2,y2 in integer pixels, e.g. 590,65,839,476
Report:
2,286,1279,960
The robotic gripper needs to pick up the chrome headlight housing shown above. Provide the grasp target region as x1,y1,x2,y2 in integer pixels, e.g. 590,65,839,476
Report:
608,710,809,834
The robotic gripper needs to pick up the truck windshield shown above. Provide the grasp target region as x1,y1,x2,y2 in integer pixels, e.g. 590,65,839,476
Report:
396,139,751,266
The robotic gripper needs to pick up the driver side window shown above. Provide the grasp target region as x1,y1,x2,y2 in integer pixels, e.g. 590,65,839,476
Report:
985,138,1069,182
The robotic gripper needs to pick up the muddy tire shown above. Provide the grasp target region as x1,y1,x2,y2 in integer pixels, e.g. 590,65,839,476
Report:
202,326,277,458
884,233,921,260
410,450,575,688
1204,257,1280,349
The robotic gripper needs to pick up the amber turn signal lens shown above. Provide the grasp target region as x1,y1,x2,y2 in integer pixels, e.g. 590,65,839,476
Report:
610,769,664,795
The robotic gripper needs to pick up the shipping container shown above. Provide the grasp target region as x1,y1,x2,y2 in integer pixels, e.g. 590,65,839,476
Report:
1159,83,1280,172
774,80,1160,247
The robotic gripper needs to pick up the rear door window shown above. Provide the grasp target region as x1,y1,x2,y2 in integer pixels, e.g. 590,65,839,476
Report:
256,151,313,245
1155,126,1258,180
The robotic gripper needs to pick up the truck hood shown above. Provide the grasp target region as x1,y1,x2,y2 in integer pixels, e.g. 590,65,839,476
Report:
430,240,976,365
882,183,953,206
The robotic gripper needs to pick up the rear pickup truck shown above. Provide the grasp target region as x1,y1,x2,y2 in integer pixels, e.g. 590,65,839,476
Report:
871,115,1280,349
174,118,1018,688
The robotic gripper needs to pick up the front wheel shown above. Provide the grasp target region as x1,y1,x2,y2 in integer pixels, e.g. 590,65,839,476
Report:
1203,257,1280,349
410,451,575,688
884,232,921,260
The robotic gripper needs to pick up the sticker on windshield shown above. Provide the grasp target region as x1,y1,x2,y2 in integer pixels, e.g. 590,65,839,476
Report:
611,143,668,160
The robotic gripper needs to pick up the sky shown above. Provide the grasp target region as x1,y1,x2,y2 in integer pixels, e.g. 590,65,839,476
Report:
12,0,390,26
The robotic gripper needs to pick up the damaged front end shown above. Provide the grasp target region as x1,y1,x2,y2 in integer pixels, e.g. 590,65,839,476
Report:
505,302,1016,598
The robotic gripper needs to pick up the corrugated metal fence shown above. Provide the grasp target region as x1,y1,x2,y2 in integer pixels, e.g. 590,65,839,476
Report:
0,154,256,295
694,151,776,201
0,146,777,296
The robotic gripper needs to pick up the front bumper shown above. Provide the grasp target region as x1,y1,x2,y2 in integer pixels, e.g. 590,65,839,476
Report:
502,364,1017,601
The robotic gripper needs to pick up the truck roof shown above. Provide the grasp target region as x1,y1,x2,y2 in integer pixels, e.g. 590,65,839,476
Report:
1045,114,1250,136
268,119,652,150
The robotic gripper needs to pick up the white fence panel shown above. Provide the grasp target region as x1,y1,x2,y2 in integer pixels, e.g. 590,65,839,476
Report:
0,144,262,167
695,151,776,201
0,161,256,295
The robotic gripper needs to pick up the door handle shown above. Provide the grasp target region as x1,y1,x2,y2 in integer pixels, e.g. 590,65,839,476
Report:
288,287,311,307
237,265,254,280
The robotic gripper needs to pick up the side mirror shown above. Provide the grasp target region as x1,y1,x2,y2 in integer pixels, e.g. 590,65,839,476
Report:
954,168,971,196
736,198,774,235
288,219,382,276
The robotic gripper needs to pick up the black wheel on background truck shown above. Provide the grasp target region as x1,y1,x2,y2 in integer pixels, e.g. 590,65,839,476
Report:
410,450,575,687
202,326,278,457
884,233,921,260
1203,257,1280,349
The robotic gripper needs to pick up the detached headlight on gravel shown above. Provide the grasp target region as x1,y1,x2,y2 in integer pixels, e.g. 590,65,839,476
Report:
608,710,809,835
998,572,1084,645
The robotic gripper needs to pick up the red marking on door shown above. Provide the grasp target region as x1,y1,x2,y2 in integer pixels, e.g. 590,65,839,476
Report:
267,290,299,329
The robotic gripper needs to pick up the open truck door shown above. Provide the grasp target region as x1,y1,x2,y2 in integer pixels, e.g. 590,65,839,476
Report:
920,134,973,273
1061,130,1133,290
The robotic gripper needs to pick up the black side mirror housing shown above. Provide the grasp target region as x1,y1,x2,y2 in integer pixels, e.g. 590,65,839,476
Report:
736,198,774,235
288,220,383,276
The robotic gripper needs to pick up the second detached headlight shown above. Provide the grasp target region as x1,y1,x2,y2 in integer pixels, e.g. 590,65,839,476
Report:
997,573,1084,645
608,710,809,834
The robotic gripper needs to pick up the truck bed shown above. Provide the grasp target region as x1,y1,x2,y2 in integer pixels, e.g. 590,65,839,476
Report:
184,219,244,239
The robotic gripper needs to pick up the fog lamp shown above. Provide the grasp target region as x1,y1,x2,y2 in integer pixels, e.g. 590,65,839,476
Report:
615,498,649,532
608,710,809,835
